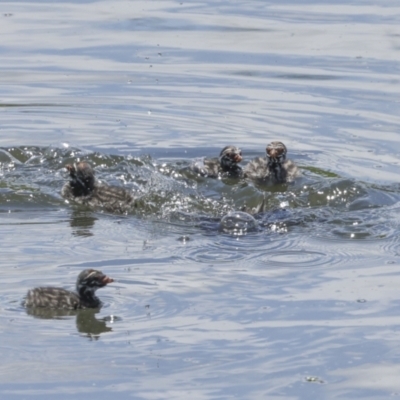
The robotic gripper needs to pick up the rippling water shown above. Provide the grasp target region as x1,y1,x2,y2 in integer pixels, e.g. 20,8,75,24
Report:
2,1,400,399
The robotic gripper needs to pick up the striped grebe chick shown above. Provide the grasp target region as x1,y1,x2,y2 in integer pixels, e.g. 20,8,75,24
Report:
24,269,114,309
190,145,243,178
61,161,135,213
244,141,298,184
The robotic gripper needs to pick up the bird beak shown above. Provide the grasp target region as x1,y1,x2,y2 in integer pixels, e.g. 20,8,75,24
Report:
101,275,114,285
233,153,242,163
268,149,278,159
65,164,76,175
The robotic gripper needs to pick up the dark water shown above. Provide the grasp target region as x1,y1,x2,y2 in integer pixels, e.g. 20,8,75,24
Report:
2,1,400,399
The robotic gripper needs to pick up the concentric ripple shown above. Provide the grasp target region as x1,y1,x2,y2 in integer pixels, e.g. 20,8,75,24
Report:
182,230,302,265
258,249,330,269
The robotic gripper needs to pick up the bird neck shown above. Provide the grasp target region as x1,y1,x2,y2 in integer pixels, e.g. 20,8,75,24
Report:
77,286,100,307
70,179,94,197
268,159,286,182
220,156,239,172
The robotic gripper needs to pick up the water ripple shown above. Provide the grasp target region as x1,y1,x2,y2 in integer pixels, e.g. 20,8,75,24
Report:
258,249,330,269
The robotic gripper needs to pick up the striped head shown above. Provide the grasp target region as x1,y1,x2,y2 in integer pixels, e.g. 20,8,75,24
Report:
266,142,287,164
76,269,114,297
65,162,95,196
219,146,243,171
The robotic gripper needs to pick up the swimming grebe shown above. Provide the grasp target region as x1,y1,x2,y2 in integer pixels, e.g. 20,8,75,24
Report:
244,141,298,184
24,269,114,309
190,146,243,178
62,161,135,213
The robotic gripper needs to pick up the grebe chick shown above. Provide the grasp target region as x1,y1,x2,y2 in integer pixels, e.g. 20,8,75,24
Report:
61,161,135,213
24,269,114,309
190,146,243,178
244,141,298,184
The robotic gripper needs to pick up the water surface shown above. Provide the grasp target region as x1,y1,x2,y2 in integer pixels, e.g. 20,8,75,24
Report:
1,0,400,399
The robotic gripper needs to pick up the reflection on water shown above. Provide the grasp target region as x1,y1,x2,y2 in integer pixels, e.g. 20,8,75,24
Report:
69,210,98,237
75,310,113,339
25,307,113,339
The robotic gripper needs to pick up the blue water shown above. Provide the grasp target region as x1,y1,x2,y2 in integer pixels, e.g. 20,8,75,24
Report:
1,1,400,399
